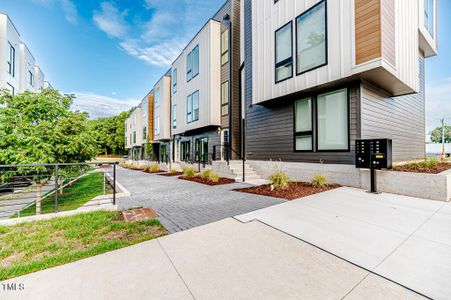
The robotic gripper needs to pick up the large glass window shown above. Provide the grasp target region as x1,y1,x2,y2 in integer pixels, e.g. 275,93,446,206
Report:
317,89,348,150
295,98,313,151
187,94,192,123
187,45,199,81
155,117,160,136
221,30,229,65
296,1,327,74
155,87,161,107
172,68,177,93
7,42,15,77
424,0,435,37
192,90,199,121
221,81,229,116
275,22,293,83
172,104,177,129
143,127,147,140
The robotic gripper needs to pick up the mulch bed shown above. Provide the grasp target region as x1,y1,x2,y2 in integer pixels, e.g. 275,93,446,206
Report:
142,170,166,174
393,163,451,174
119,208,158,222
158,172,184,177
179,176,236,186
235,182,339,200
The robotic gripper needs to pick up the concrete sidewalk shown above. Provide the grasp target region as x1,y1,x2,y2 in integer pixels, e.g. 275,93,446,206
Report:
0,218,422,300
236,187,451,300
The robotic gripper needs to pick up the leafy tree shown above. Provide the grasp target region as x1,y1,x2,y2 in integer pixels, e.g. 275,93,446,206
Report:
431,125,451,143
88,111,129,156
0,89,97,214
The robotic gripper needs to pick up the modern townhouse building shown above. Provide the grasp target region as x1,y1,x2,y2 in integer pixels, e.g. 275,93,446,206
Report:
126,106,143,160
240,0,438,166
0,12,47,94
151,74,172,162
171,0,241,164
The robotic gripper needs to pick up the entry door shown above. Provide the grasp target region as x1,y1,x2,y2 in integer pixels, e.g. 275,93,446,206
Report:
196,138,208,163
181,141,191,162
160,145,167,162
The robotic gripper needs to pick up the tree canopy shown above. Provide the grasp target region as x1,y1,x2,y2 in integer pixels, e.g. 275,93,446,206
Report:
88,111,129,156
0,89,97,165
430,125,451,143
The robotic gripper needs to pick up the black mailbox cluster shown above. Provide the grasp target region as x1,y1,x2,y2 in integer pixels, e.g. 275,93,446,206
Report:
356,139,393,170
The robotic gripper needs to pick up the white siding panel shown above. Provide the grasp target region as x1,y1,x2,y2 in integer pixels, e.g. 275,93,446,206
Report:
153,76,171,141
171,20,221,135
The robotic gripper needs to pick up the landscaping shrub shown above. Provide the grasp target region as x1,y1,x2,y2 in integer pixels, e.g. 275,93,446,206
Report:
183,167,197,178
169,169,178,174
201,169,220,182
269,170,290,190
149,164,161,173
311,174,328,188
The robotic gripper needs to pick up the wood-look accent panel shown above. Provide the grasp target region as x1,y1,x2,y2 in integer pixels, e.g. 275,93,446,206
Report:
148,93,154,142
355,0,381,65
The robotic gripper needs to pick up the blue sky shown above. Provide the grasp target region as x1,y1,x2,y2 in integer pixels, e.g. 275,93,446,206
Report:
1,0,449,131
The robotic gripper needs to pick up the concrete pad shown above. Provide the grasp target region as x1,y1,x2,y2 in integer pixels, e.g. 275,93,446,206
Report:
1,240,193,300
375,237,451,300
159,218,369,300
414,212,451,246
344,274,425,300
236,192,408,269
438,202,451,215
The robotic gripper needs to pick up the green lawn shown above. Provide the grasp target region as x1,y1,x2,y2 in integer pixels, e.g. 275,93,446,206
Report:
0,211,167,280
18,172,111,217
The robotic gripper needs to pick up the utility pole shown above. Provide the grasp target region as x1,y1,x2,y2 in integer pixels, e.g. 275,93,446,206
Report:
441,118,445,161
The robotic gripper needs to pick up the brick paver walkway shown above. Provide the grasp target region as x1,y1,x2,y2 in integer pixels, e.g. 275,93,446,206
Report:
115,167,283,233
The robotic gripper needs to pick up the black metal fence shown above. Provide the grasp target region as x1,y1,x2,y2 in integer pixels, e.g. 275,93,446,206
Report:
0,162,117,220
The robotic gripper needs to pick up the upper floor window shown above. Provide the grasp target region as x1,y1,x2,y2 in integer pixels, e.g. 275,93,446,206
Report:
6,83,14,96
143,127,147,140
155,117,160,135
296,0,327,74
155,87,161,107
133,131,136,144
221,30,229,65
172,104,177,129
424,0,435,37
187,45,199,81
186,90,199,123
29,71,34,86
7,42,15,77
172,68,177,93
275,22,293,83
221,81,229,116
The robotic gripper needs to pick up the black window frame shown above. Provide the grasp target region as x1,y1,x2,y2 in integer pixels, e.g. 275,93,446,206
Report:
172,104,177,129
293,98,314,152
221,29,229,66
186,90,199,124
172,68,177,93
293,86,350,153
187,45,200,82
221,81,229,116
29,70,34,86
274,21,294,84
295,0,328,76
7,42,15,77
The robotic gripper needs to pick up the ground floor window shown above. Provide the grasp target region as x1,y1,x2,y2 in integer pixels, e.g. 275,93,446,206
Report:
294,88,349,152
180,141,191,161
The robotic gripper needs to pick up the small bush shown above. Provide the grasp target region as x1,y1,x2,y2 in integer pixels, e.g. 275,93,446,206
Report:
148,164,161,173
311,174,328,188
269,170,290,190
201,169,220,182
169,169,178,174
183,167,197,178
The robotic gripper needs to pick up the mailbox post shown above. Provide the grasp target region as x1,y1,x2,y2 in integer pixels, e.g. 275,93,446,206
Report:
355,139,392,193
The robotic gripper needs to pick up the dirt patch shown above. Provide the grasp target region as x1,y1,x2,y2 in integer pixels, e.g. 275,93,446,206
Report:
235,182,339,200
393,163,451,174
180,176,236,186
158,172,184,177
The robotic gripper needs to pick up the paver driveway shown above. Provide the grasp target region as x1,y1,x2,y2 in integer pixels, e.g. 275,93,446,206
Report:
115,167,282,232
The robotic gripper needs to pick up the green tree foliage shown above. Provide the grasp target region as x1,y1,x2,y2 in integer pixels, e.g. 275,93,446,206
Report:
431,125,451,143
88,111,129,156
0,89,97,165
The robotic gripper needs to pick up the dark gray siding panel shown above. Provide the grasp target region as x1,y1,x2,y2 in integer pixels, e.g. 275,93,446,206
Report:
176,131,221,163
360,57,426,162
245,86,359,164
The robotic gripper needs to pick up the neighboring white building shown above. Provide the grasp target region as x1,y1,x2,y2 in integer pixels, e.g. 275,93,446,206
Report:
0,12,47,94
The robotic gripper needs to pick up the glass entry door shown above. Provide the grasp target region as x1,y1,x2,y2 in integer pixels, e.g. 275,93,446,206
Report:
180,141,191,162
160,144,167,163
195,138,208,163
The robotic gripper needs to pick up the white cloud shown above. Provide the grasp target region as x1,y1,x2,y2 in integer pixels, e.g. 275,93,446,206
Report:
70,92,139,119
94,0,222,68
93,2,129,39
425,79,451,132
32,0,78,25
